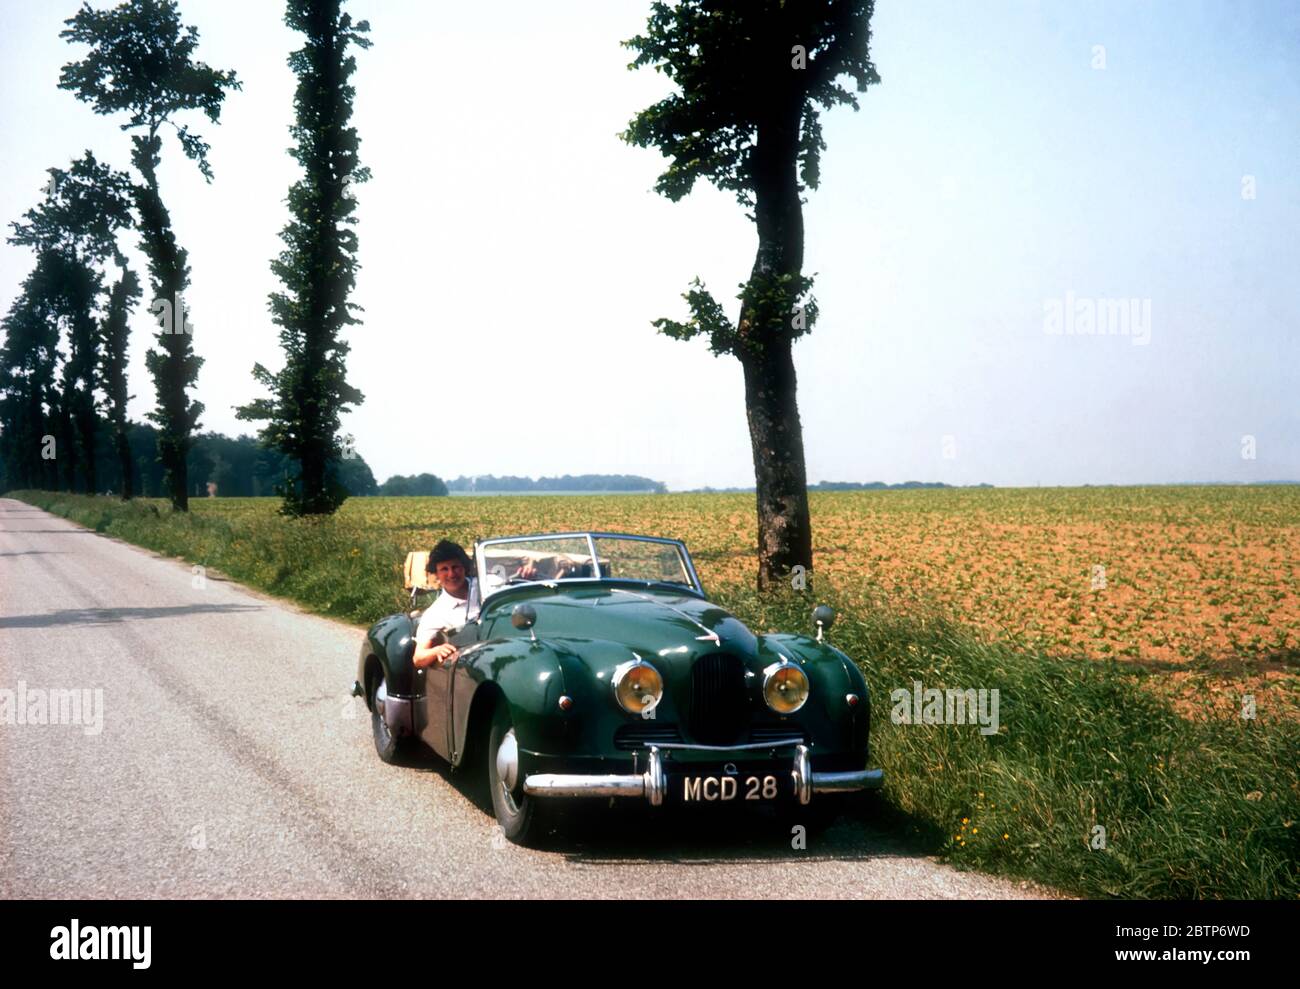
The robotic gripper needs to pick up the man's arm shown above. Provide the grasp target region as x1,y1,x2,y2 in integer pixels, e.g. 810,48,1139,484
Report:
412,602,459,669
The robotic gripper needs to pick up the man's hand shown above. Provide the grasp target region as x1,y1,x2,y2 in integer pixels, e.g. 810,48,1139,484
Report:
413,642,459,669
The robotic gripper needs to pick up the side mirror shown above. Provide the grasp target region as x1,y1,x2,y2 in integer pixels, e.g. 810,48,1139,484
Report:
813,604,835,642
512,603,538,641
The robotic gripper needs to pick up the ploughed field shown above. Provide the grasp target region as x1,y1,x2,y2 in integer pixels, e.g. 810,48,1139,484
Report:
201,485,1300,714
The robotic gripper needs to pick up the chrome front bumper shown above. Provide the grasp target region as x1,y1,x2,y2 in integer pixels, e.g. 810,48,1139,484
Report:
522,744,884,805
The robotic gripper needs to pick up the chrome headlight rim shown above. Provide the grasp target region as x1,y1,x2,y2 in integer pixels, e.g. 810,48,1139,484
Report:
762,660,810,714
612,657,663,715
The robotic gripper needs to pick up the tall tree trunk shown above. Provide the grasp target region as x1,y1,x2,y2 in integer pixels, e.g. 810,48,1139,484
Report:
102,268,138,500
114,426,133,499
56,375,77,492
741,342,813,589
38,398,55,491
740,105,814,589
76,392,97,494
72,311,98,495
70,273,100,495
24,386,44,489
134,136,193,511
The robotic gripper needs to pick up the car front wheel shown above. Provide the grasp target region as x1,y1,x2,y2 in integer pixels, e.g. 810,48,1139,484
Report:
487,702,553,846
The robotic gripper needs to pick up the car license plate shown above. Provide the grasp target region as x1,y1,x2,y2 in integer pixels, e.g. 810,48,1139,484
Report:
681,773,783,802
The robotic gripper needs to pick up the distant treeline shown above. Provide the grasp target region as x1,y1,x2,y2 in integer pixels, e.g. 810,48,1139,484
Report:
378,473,448,496
0,418,380,498
445,474,667,493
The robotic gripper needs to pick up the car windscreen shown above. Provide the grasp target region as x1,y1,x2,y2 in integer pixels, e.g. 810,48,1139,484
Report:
479,537,596,586
591,536,693,588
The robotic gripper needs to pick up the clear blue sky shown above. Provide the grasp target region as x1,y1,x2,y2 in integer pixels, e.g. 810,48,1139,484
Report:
1,0,1296,489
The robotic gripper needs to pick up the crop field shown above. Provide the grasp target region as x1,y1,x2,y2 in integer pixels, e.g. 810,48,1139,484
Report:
12,486,1300,898
194,485,1300,714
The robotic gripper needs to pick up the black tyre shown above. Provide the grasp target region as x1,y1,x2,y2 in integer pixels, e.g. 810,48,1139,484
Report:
487,701,553,846
370,671,416,764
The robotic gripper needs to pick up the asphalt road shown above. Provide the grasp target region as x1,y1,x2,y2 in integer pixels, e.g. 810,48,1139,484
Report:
0,497,1054,899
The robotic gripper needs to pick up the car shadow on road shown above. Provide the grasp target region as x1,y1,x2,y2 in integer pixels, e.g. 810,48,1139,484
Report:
396,745,937,865
0,603,265,629
536,801,935,865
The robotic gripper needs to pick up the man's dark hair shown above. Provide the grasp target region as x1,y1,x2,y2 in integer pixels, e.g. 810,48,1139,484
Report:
427,539,471,572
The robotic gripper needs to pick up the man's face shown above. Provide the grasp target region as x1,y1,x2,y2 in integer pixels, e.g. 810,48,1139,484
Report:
433,559,467,595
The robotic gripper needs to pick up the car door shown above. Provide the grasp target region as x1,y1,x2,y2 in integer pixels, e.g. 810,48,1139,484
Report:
418,620,480,760
444,621,483,765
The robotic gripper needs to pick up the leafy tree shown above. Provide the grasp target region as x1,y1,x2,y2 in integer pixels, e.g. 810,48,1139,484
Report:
0,267,61,491
237,0,370,516
623,0,880,588
53,256,88,492
7,154,134,493
60,0,239,510
102,267,142,497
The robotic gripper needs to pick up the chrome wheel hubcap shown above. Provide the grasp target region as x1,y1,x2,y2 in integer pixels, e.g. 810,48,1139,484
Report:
374,680,391,744
496,728,519,794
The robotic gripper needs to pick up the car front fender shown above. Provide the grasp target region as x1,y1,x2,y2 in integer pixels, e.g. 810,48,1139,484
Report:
357,612,422,707
452,638,572,763
763,633,871,754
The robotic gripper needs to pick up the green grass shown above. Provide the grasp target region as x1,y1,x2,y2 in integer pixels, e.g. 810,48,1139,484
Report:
9,489,1298,899
732,586,1299,898
12,489,411,622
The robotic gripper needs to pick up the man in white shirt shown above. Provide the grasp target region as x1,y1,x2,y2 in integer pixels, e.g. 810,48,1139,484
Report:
412,540,544,670
412,540,480,669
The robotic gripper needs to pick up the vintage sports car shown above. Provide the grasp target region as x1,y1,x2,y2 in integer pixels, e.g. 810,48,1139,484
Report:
353,532,884,845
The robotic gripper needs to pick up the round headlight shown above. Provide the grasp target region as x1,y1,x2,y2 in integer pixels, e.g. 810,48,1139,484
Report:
612,659,663,715
763,661,809,714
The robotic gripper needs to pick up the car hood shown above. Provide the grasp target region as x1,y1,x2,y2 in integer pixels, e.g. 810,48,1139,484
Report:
474,582,859,743
485,583,771,676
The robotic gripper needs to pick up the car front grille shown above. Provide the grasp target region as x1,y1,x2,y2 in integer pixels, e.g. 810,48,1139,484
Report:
687,652,750,745
614,723,683,750
749,726,806,746
614,724,805,751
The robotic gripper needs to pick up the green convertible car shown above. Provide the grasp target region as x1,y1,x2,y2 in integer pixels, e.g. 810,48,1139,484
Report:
353,532,883,845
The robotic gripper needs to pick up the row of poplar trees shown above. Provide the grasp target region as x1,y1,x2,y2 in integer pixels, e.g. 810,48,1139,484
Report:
0,0,369,516
1,0,882,585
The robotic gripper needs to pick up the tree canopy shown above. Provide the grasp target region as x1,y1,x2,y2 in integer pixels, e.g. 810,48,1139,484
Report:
60,0,239,511
623,0,881,587
237,0,370,516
